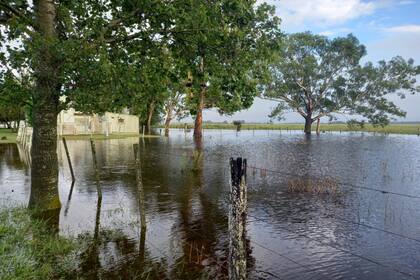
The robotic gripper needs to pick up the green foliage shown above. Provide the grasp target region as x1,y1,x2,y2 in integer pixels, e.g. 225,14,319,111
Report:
0,69,31,127
1,0,282,129
264,32,420,127
1,0,177,117
170,0,282,116
347,119,366,129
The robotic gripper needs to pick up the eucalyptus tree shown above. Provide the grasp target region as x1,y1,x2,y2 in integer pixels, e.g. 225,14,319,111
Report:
163,89,188,137
0,0,175,211
160,55,189,136
264,32,420,134
171,1,282,141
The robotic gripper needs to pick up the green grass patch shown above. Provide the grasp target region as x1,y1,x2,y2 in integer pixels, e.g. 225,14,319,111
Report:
0,208,79,280
162,122,420,135
0,129,17,144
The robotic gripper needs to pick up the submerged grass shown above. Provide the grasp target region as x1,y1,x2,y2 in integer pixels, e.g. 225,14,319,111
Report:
0,129,17,144
163,122,420,135
288,177,338,195
0,208,79,280
0,208,212,279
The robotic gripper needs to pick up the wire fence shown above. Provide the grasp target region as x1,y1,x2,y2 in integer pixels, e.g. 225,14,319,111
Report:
133,145,420,279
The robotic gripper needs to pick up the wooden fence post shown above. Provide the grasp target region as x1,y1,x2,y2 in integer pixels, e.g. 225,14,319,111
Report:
90,140,102,196
64,181,75,217
229,157,247,280
90,139,102,240
62,137,75,182
134,143,146,229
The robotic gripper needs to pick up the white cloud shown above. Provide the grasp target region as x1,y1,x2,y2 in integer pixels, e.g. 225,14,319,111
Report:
319,31,334,36
318,28,353,36
398,0,415,5
385,25,420,33
264,0,376,28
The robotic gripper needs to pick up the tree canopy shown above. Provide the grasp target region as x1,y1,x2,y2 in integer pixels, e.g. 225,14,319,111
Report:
170,0,282,139
0,0,282,211
263,32,420,134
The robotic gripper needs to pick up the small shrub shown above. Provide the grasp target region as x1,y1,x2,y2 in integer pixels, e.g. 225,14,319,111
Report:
347,119,365,130
232,120,243,131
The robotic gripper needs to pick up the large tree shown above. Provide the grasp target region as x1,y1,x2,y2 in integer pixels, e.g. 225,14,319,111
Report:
171,1,281,141
264,32,420,134
0,0,174,212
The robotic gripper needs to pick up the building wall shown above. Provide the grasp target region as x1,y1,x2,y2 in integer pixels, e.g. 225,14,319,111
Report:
57,110,139,135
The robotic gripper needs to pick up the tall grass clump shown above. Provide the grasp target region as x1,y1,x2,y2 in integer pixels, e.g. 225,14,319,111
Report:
287,177,338,195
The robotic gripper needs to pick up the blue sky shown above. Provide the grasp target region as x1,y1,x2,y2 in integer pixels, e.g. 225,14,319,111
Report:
199,0,420,123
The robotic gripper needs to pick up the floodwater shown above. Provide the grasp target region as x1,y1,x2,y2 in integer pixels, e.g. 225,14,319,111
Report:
1,129,420,279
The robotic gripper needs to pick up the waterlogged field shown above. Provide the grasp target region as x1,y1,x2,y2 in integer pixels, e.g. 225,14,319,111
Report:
166,122,420,135
1,129,420,279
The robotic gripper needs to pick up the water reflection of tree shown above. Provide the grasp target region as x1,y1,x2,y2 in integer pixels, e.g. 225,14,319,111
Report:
79,158,102,279
0,144,27,170
64,137,253,278
168,140,242,279
170,142,213,278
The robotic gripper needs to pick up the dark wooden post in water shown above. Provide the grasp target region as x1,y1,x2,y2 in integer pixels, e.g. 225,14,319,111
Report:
134,143,147,229
90,140,102,197
229,158,247,280
90,139,102,239
64,181,75,217
62,137,75,182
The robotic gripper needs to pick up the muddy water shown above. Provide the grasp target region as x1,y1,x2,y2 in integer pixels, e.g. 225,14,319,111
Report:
1,129,420,279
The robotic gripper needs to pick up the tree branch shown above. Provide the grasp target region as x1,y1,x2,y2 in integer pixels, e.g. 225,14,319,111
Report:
262,95,307,118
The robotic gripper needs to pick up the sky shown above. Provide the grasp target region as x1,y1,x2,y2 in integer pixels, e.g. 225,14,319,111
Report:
197,0,420,124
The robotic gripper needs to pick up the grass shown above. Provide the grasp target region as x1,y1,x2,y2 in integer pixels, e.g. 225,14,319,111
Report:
0,129,17,144
287,177,338,194
0,208,207,279
0,208,80,280
163,122,420,135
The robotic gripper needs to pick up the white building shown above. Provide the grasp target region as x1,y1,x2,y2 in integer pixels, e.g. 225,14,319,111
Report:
57,109,139,135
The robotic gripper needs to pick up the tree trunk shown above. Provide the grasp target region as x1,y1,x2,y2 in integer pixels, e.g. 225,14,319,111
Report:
194,87,205,141
304,116,313,135
146,101,155,134
164,115,172,137
163,104,173,137
316,118,321,135
194,55,205,141
29,0,61,212
12,120,19,133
